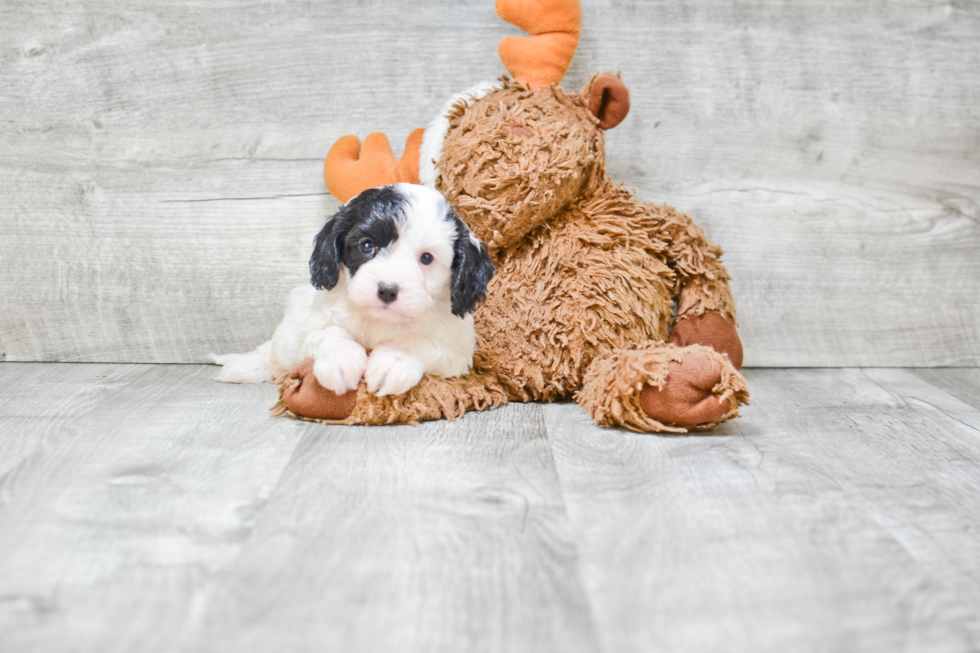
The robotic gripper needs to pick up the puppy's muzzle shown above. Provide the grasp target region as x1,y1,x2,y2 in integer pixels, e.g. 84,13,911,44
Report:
377,283,399,304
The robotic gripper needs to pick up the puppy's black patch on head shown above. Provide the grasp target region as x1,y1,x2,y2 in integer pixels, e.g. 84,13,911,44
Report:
310,186,408,289
447,206,495,317
339,187,403,276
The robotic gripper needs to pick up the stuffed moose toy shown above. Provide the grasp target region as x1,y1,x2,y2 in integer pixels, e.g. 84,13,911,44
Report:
274,0,749,433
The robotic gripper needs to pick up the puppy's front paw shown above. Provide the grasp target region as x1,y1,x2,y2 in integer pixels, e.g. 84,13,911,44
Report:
364,348,424,396
312,340,368,394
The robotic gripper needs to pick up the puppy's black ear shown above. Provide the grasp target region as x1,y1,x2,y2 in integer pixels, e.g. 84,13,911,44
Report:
450,214,495,317
310,213,345,290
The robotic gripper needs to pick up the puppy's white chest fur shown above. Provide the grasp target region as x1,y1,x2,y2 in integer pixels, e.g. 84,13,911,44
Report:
270,281,476,380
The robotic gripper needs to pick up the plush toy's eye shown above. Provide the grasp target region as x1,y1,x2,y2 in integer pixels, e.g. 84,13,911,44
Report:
419,252,434,265
360,240,375,255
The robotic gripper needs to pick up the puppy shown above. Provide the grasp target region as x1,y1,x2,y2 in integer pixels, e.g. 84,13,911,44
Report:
213,183,494,396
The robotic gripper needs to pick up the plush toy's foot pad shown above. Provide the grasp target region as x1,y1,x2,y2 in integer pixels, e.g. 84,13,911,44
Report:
274,358,358,421
639,350,735,428
578,342,749,434
272,358,510,426
669,312,744,370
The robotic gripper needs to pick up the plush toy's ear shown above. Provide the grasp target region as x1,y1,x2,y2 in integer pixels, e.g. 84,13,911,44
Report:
309,214,346,291
449,211,496,317
585,73,630,130
323,129,424,203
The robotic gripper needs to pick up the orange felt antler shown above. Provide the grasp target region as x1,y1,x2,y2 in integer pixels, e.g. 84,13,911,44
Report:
496,0,581,91
323,128,424,203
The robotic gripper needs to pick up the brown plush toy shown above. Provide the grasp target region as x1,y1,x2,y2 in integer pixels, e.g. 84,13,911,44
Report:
274,0,749,433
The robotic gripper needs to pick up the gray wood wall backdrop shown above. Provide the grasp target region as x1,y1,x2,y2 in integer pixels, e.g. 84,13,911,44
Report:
1,0,978,366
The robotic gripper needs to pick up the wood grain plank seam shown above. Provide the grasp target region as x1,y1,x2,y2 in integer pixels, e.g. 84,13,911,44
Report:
859,369,980,443
155,417,317,647
539,412,615,653
904,399,980,440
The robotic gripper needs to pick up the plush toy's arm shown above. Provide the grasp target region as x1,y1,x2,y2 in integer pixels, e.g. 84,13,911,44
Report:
274,361,509,426
649,205,744,368
654,207,735,319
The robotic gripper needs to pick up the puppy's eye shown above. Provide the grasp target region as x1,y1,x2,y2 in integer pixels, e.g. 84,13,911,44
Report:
360,240,375,255
419,252,434,265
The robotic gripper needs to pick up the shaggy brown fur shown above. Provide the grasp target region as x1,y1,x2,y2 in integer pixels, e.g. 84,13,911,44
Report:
273,371,509,426
283,75,748,433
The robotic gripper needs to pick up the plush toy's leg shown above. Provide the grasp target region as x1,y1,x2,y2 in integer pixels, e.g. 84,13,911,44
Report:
577,341,748,434
272,358,509,426
634,202,746,367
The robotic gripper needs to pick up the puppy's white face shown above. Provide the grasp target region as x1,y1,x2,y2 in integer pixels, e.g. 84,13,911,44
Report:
345,187,455,322
310,183,494,324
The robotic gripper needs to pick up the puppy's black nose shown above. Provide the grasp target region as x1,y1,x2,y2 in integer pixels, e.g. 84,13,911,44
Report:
377,283,399,304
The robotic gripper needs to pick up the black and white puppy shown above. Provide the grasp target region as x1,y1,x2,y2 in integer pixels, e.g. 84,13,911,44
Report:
213,183,494,396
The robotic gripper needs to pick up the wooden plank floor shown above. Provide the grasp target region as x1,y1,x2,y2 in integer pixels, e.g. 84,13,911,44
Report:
1,364,978,652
